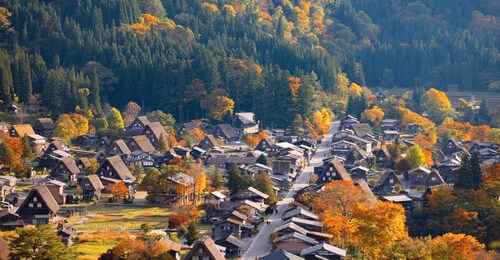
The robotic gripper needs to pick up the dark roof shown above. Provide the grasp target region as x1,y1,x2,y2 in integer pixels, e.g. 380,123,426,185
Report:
374,147,390,157
102,156,135,181
54,157,80,175
300,243,346,257
216,124,238,139
35,118,55,129
17,185,60,214
110,140,132,155
350,123,373,137
260,250,305,260
143,122,168,140
321,159,351,181
82,174,105,190
129,135,155,153
378,170,401,186
425,170,445,185
185,235,225,260
215,234,244,247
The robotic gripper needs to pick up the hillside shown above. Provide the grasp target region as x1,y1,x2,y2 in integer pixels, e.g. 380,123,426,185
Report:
0,0,498,125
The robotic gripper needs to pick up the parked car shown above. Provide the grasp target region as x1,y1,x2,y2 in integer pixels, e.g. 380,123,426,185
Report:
1,201,13,210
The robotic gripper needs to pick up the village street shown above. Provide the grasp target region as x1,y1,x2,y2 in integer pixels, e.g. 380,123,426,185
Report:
241,121,339,259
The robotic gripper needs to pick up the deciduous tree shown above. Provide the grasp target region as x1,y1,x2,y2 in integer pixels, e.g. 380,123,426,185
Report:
406,145,427,168
360,106,384,125
107,107,124,131
122,101,141,125
421,88,451,122
10,225,73,260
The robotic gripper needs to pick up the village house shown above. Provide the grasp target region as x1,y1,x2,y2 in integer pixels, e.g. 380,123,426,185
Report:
331,140,357,157
98,136,111,149
349,123,373,137
381,195,414,211
7,104,21,115
127,135,155,154
256,137,277,154
58,228,76,247
274,232,319,255
184,235,225,260
198,135,222,151
142,122,168,147
232,112,259,134
300,242,346,260
28,134,47,151
213,217,243,240
344,146,368,167
381,119,400,131
377,170,402,193
440,139,468,158
8,124,35,138
316,159,352,185
275,222,309,236
285,217,324,232
408,167,431,186
424,170,445,188
215,234,244,257
190,146,207,160
373,147,392,166
204,191,227,208
240,163,273,176
213,124,239,143
80,174,104,201
71,134,96,147
349,166,369,181
382,130,400,141
42,180,67,205
436,156,462,183
107,139,132,158
343,135,372,154
156,237,188,260
16,185,60,225
338,115,359,130
0,210,24,230
173,146,192,158
95,156,136,186
0,176,16,202
33,118,55,137
231,187,269,203
282,208,319,222
50,157,80,183
261,249,305,260
166,173,195,204
124,116,150,136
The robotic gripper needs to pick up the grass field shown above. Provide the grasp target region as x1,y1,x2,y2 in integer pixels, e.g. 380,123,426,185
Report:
382,87,500,105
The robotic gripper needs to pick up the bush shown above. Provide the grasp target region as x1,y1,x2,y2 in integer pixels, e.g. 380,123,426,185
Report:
140,223,154,233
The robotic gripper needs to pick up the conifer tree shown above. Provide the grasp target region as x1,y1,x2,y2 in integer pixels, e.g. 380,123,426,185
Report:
454,153,473,190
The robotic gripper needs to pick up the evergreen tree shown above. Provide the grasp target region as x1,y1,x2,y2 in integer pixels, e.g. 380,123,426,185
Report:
241,172,254,191
185,222,199,246
227,163,242,195
256,154,269,166
89,68,102,115
10,225,73,260
21,134,33,164
470,151,482,190
478,98,490,123
454,153,473,190
0,142,14,168
253,173,277,203
209,165,223,190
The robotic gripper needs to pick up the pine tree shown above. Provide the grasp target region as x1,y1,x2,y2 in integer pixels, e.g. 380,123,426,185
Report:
256,154,269,166
21,134,33,164
253,173,277,203
185,222,199,246
241,172,254,191
209,165,223,190
227,163,242,195
454,153,473,190
470,151,482,190
478,98,490,123
89,68,102,115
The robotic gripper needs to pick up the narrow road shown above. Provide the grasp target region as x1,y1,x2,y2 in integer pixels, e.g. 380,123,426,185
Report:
241,122,339,259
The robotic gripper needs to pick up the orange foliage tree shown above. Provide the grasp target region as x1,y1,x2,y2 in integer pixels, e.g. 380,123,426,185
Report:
107,182,129,200
360,106,384,125
352,201,408,258
289,76,302,96
401,110,435,132
312,108,332,135
192,128,206,142
429,233,484,260
421,88,452,122
312,181,368,247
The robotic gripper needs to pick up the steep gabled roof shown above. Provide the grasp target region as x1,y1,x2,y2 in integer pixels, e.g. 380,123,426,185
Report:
102,156,135,181
408,167,431,174
35,118,55,129
235,112,257,125
274,222,309,235
247,186,270,199
354,179,377,205
53,157,81,175
83,174,105,190
260,250,305,260
350,123,373,137
282,208,319,221
425,170,445,185
184,235,225,260
300,243,346,257
274,232,318,245
378,170,401,186
17,185,60,214
215,234,244,247
11,124,35,137
321,159,351,181
215,124,238,139
109,139,132,155
143,122,168,140
129,135,155,153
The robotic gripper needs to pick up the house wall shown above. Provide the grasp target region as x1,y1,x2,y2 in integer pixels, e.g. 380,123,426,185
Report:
213,222,241,240
275,241,311,255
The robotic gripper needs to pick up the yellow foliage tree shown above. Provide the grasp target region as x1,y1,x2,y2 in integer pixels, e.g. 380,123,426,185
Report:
360,106,384,125
289,76,302,96
401,110,435,132
421,88,452,122
348,83,362,97
429,233,484,260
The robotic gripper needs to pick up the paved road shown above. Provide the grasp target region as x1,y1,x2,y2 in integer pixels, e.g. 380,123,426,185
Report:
241,122,338,259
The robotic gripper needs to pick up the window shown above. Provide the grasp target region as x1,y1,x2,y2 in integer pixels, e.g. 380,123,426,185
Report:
33,197,37,202
37,203,42,208
389,179,394,184
29,203,33,207
431,177,436,181
198,248,203,253
203,257,209,260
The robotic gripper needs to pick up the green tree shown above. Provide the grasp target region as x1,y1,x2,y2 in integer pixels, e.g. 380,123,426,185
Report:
478,98,490,123
253,173,277,203
185,222,199,246
256,154,269,166
9,225,73,260
470,152,482,190
89,68,102,115
406,145,426,169
454,153,472,190
21,134,33,164
107,107,124,131
227,163,243,195
209,165,223,190
0,142,14,168
84,158,99,175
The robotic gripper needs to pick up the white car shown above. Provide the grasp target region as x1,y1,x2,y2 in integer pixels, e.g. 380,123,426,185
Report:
1,201,13,210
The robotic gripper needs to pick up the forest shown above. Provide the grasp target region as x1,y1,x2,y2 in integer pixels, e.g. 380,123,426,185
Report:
0,0,498,127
